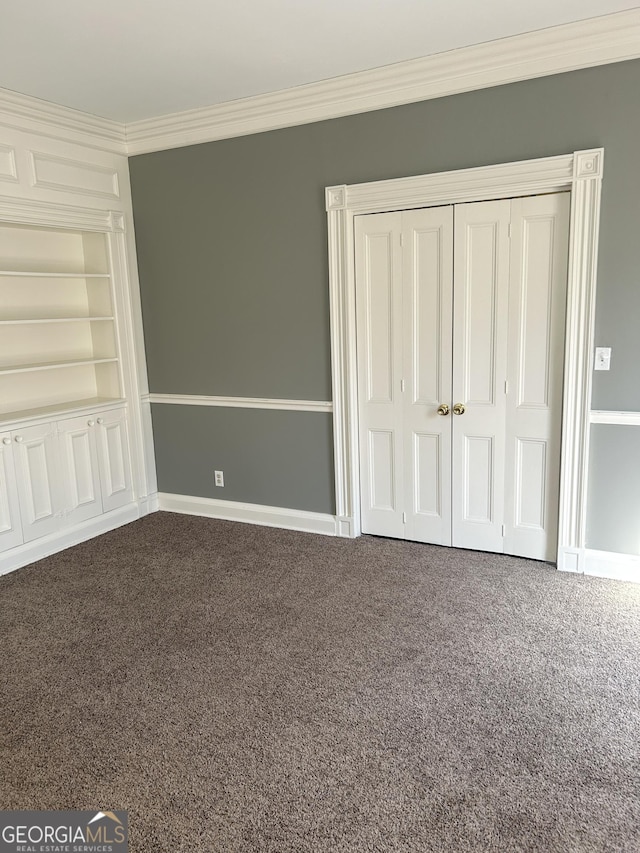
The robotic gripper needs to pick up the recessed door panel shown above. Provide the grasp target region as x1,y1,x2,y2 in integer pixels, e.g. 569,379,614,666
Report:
515,439,547,529
464,435,494,523
368,430,396,510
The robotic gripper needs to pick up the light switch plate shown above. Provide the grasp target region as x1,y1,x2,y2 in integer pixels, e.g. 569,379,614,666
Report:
594,347,612,371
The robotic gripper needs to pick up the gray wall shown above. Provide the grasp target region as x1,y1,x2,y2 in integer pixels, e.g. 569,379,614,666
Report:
587,425,640,556
130,60,640,546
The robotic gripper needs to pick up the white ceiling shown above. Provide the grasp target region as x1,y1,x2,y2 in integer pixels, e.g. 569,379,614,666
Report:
1,0,638,124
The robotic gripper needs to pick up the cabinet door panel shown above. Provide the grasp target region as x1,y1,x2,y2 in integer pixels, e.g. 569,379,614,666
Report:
97,409,133,512
58,416,103,525
0,432,23,552
12,423,61,543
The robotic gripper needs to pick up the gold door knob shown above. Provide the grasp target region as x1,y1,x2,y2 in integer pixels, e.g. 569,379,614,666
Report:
437,404,450,416
453,403,466,415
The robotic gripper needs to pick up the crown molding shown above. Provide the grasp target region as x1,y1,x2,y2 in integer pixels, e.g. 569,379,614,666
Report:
0,87,126,155
126,9,640,156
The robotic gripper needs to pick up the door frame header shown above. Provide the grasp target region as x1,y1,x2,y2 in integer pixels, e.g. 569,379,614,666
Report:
325,149,604,570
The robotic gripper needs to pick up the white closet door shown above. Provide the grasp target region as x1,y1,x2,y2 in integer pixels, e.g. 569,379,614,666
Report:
356,212,405,538
12,423,61,543
402,207,453,544
452,200,511,552
504,193,570,561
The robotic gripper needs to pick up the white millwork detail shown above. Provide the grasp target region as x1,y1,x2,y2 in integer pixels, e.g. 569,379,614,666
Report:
503,193,570,561
0,431,23,551
451,200,510,553
158,493,338,537
0,145,18,183
328,149,604,569
146,393,332,413
589,411,640,426
125,10,640,155
29,151,121,200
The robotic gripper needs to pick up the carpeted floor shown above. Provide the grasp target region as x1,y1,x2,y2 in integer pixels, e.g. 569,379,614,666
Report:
1,513,639,852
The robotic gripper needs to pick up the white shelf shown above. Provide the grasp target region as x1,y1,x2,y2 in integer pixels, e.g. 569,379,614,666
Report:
0,397,126,428
0,271,110,278
0,316,114,325
0,357,118,376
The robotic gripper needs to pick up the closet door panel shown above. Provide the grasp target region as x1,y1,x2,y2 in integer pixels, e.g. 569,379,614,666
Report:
504,193,570,561
402,206,453,545
452,200,511,552
355,212,405,538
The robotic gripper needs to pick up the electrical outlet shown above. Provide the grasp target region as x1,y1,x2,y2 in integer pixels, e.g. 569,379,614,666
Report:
214,470,224,487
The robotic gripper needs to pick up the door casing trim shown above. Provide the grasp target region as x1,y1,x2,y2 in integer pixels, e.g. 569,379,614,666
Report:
325,149,604,569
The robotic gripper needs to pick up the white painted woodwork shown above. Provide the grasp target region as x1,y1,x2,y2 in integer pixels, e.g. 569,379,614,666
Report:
12,423,62,543
355,212,405,538
402,207,453,544
0,224,122,421
0,432,23,552
504,193,570,560
354,194,569,560
452,200,510,552
96,408,134,512
58,415,103,525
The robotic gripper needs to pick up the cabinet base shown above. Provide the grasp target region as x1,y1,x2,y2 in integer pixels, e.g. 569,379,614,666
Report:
0,502,144,577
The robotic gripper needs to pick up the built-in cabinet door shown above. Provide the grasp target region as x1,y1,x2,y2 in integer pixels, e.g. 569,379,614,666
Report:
0,432,23,553
58,415,103,525
96,409,133,512
12,423,61,543
451,200,511,552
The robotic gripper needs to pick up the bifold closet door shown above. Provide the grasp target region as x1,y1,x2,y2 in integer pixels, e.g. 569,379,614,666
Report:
503,193,570,561
355,207,453,543
451,200,511,552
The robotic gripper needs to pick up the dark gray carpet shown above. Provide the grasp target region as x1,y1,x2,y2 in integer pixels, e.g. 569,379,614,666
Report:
1,513,639,852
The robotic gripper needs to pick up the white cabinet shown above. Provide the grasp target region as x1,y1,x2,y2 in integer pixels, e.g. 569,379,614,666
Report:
0,431,23,552
0,406,134,558
96,409,133,512
58,415,103,526
0,223,123,424
12,422,62,543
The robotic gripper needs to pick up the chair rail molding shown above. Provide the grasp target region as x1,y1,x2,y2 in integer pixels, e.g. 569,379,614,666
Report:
146,393,332,413
326,149,604,560
125,10,640,155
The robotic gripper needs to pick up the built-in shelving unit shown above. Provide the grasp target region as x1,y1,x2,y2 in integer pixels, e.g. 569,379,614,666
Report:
0,222,122,423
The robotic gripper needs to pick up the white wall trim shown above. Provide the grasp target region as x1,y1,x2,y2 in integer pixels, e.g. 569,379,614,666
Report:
326,149,604,562
558,547,640,584
0,503,139,577
0,192,118,231
146,393,332,413
0,86,126,155
125,10,640,155
589,410,640,426
158,492,338,536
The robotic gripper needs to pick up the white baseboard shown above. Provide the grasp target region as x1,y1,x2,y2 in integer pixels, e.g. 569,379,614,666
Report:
138,493,159,515
158,492,338,536
0,503,140,577
558,546,640,584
